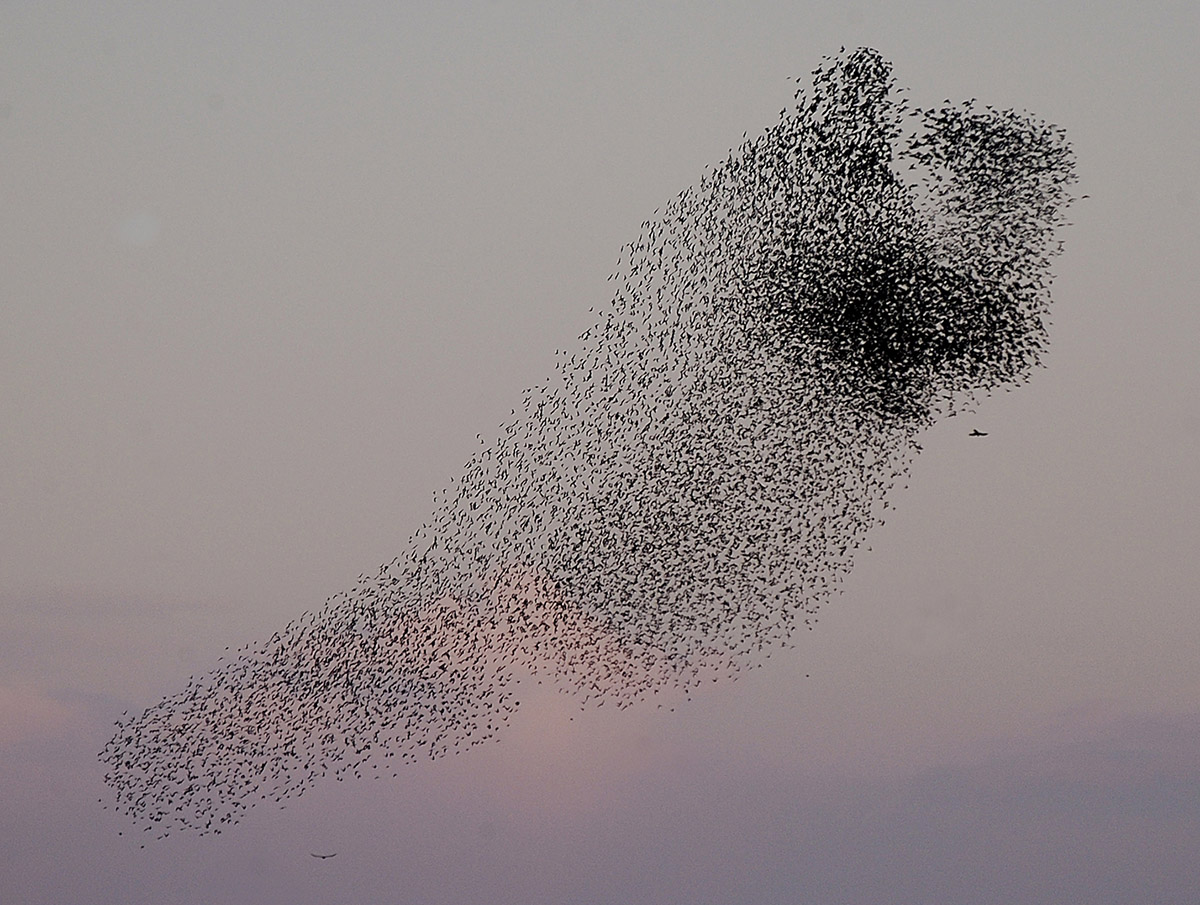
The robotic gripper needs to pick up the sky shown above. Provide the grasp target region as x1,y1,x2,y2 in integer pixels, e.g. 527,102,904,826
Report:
2,2,1199,903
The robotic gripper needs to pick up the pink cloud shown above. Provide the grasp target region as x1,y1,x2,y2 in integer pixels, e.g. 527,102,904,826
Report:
0,684,74,747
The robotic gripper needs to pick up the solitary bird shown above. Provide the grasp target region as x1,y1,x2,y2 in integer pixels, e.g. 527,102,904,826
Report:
310,852,337,859
969,429,988,437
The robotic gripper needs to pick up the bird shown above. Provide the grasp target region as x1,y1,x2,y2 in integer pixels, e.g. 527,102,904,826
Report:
98,46,1078,841
310,852,337,859
968,429,989,436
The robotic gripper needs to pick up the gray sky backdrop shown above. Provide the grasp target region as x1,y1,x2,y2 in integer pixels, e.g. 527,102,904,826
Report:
2,2,1198,903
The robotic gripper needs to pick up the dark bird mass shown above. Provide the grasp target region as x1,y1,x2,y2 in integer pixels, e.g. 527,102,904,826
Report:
99,48,1077,839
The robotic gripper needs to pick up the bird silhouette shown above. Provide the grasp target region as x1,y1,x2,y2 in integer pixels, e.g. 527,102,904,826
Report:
99,47,1078,840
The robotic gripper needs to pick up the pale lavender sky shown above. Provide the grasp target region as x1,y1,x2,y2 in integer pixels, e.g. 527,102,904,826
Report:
2,2,1199,903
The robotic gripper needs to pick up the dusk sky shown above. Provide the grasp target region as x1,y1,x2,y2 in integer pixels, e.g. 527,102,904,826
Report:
3,3,1199,904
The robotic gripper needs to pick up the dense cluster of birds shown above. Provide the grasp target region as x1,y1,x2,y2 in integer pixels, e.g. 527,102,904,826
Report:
100,48,1077,839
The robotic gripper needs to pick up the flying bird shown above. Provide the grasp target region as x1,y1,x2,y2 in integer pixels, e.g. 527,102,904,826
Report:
99,47,1078,840
969,429,989,436
310,852,337,860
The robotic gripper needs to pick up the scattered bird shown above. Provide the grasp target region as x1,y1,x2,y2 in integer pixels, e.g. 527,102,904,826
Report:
969,429,989,437
99,47,1078,840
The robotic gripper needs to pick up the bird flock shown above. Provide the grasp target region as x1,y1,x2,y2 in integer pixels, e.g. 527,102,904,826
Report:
100,48,1077,839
